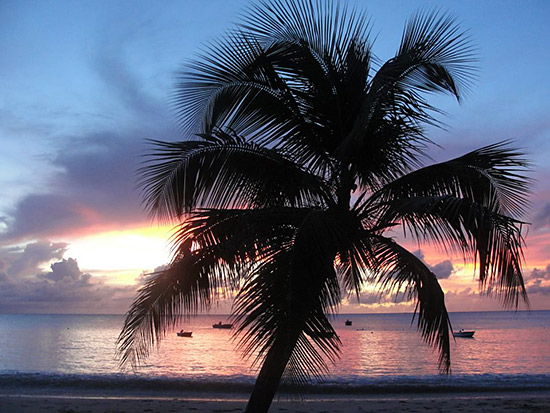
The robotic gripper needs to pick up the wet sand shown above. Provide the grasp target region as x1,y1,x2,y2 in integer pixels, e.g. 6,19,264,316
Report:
1,392,550,412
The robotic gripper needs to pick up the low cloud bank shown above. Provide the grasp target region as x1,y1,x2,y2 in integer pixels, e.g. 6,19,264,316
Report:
0,240,137,314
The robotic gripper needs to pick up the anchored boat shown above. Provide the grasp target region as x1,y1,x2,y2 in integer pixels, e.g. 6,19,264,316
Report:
213,322,233,329
453,329,475,338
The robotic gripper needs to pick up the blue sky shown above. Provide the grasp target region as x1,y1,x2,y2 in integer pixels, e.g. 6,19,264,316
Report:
1,0,549,313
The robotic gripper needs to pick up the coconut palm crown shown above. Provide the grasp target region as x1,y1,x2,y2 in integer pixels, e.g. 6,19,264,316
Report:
117,1,530,412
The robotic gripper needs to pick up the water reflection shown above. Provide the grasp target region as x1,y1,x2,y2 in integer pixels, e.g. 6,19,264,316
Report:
450,326,549,375
146,319,254,378
333,325,439,378
328,312,550,379
0,312,548,380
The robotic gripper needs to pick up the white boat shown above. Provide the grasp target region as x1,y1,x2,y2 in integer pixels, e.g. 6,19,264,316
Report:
453,329,475,338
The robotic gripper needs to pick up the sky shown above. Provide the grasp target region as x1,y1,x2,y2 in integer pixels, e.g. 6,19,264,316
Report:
1,0,549,314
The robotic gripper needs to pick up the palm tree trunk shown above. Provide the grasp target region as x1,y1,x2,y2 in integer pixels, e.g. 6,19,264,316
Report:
245,330,299,413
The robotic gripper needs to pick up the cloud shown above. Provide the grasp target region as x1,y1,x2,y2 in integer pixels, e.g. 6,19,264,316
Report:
0,194,92,243
356,291,384,305
7,241,68,279
528,265,550,280
0,240,138,314
526,279,550,296
412,249,455,279
354,290,412,306
0,275,136,314
524,265,550,297
0,23,180,245
39,258,91,284
94,52,167,127
0,131,154,244
442,287,515,312
430,260,454,279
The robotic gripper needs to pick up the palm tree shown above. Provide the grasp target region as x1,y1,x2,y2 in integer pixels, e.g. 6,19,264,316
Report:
117,1,530,412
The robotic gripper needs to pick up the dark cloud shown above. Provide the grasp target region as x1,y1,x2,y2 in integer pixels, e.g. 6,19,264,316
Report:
528,265,550,280
0,275,135,314
524,265,550,298
412,250,425,261
0,241,137,314
430,260,454,279
52,132,145,217
444,287,473,299
0,253,15,284
357,291,383,305
0,26,180,245
527,279,550,296
0,194,90,243
94,53,168,126
7,241,68,279
0,130,159,244
39,258,91,284
412,249,455,279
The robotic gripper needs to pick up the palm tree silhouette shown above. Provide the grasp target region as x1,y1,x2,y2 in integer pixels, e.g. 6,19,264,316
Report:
117,1,530,411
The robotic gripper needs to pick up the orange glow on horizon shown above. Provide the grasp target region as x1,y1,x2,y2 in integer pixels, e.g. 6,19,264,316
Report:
63,224,175,283
53,220,547,311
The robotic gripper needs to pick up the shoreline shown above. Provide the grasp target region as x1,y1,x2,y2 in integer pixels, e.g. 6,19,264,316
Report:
2,391,550,412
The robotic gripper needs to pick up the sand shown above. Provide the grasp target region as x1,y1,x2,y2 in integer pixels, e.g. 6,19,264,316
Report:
1,393,550,413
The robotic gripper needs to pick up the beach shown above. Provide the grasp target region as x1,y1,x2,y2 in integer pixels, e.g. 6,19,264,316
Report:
2,392,550,412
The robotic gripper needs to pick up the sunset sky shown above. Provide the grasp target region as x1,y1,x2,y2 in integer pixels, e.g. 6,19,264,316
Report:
1,0,549,314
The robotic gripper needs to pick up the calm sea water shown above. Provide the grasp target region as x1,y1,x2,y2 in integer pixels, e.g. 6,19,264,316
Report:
0,311,549,396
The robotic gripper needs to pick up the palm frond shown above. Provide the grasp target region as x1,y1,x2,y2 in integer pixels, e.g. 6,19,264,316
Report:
241,0,371,68
283,311,340,389
376,194,528,308
173,32,338,177
117,206,317,369
138,136,333,221
340,10,476,187
398,10,476,101
241,0,378,167
362,142,530,308
370,141,531,218
367,235,452,372
116,241,219,369
336,236,377,300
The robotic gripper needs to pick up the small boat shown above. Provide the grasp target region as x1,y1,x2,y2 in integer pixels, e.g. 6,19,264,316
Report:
177,330,192,337
345,319,352,326
213,322,233,329
453,329,475,338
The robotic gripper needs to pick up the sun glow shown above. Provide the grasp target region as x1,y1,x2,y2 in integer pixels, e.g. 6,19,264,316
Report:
64,225,174,282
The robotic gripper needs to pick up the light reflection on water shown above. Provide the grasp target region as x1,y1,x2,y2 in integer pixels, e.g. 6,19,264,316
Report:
0,312,548,381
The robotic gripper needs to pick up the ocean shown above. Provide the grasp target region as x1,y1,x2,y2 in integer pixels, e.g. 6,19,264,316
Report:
0,311,549,397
